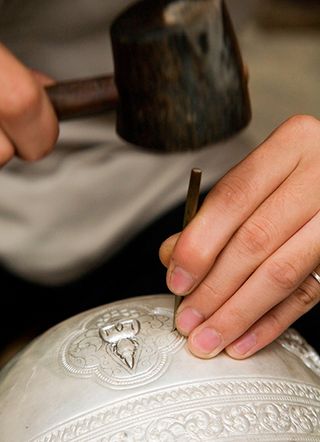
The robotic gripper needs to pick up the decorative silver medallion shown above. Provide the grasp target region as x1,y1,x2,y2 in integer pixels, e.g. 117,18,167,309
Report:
60,304,185,389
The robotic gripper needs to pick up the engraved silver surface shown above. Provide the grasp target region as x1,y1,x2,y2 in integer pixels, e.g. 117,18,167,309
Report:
60,304,184,388
0,294,319,442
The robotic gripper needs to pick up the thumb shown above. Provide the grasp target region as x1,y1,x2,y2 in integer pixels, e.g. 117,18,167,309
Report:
159,233,180,268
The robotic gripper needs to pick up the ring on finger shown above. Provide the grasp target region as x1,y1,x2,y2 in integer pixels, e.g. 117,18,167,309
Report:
311,269,320,285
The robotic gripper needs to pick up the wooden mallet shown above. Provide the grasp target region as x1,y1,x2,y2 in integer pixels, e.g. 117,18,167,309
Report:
46,0,251,152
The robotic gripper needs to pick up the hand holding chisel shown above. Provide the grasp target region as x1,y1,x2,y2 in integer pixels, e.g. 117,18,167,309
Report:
173,168,202,331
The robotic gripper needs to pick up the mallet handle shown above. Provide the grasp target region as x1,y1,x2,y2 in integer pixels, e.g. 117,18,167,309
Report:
46,75,118,120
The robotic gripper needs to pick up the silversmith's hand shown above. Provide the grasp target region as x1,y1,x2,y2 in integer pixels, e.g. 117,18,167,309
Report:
160,115,320,359
0,43,58,166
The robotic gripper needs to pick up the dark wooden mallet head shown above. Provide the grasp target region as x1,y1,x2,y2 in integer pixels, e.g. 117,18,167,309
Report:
46,0,251,152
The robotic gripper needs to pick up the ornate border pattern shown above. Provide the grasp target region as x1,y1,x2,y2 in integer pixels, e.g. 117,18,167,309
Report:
33,378,320,441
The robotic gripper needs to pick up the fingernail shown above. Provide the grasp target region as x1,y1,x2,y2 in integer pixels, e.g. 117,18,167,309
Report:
192,327,222,355
176,307,204,335
169,266,194,294
232,333,257,355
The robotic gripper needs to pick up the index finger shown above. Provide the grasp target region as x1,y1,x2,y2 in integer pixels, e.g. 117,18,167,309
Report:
166,115,318,295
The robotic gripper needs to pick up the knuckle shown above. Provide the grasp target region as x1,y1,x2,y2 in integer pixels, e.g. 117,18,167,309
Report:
20,116,59,162
265,259,300,291
4,76,42,119
200,280,223,307
222,305,251,330
21,149,45,162
42,123,59,156
0,148,14,166
265,311,285,337
293,280,320,310
284,114,320,138
235,218,273,256
21,141,55,162
212,175,252,214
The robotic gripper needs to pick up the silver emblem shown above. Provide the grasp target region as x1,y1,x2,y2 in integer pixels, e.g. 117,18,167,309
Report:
60,305,185,389
99,319,140,369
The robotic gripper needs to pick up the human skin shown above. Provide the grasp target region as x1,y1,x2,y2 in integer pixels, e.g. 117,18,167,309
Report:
159,115,320,359
0,44,59,166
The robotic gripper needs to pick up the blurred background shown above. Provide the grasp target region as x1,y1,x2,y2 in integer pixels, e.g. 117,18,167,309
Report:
0,0,319,368
228,0,319,143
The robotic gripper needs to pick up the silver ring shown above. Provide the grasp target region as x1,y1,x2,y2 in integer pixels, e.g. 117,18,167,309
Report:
311,270,320,285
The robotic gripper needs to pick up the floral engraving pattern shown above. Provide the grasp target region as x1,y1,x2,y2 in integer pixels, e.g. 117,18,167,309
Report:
108,403,320,441
33,378,320,442
60,305,185,389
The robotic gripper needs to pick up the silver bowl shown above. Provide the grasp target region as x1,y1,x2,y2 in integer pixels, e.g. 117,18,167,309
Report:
0,294,319,441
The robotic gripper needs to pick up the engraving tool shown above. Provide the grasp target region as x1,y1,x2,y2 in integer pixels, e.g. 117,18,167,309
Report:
172,168,202,331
